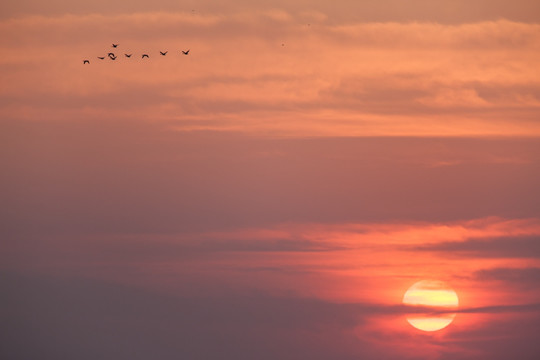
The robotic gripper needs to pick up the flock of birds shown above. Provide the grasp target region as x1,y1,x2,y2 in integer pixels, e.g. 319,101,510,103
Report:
83,43,190,64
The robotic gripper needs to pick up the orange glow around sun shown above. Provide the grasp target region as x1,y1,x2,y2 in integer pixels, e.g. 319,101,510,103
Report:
402,280,459,332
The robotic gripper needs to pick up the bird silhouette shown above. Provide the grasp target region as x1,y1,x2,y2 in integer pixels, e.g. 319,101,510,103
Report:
97,56,105,60
108,52,115,58
83,60,90,64
112,43,119,48
125,54,132,58
160,51,168,56
182,49,190,55
142,54,149,59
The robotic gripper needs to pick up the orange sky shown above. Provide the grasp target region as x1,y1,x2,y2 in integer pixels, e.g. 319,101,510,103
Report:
1,1,540,359
1,8,540,136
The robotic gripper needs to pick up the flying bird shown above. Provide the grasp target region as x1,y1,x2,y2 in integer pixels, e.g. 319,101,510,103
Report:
108,52,115,58
83,60,90,64
112,43,119,48
142,54,149,59
160,51,168,56
182,49,190,55
125,54,132,58
97,56,105,60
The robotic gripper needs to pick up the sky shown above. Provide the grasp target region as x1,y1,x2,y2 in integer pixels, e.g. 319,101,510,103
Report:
1,1,540,359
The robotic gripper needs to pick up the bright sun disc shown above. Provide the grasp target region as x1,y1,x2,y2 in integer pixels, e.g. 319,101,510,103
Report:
402,280,459,332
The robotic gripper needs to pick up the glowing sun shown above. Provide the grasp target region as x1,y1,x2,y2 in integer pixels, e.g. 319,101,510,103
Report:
402,280,459,332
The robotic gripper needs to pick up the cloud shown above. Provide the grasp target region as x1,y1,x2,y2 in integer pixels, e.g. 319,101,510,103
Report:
453,303,540,314
439,312,540,360
5,13,539,46
3,0,540,23
400,302,540,315
473,267,540,288
328,20,540,49
0,272,361,360
2,121,540,241
0,271,420,360
3,271,539,360
1,12,539,136
413,235,540,259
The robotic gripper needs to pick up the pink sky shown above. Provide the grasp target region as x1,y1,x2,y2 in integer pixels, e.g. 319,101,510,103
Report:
1,1,540,359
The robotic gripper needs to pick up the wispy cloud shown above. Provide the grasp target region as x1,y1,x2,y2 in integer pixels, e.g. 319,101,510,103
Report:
1,12,539,136
473,266,540,286
413,235,540,259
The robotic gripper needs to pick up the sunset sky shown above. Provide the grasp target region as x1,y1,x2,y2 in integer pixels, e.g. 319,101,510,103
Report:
1,1,540,359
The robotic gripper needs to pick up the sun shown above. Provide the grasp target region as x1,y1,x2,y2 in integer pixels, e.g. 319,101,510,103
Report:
402,280,459,332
